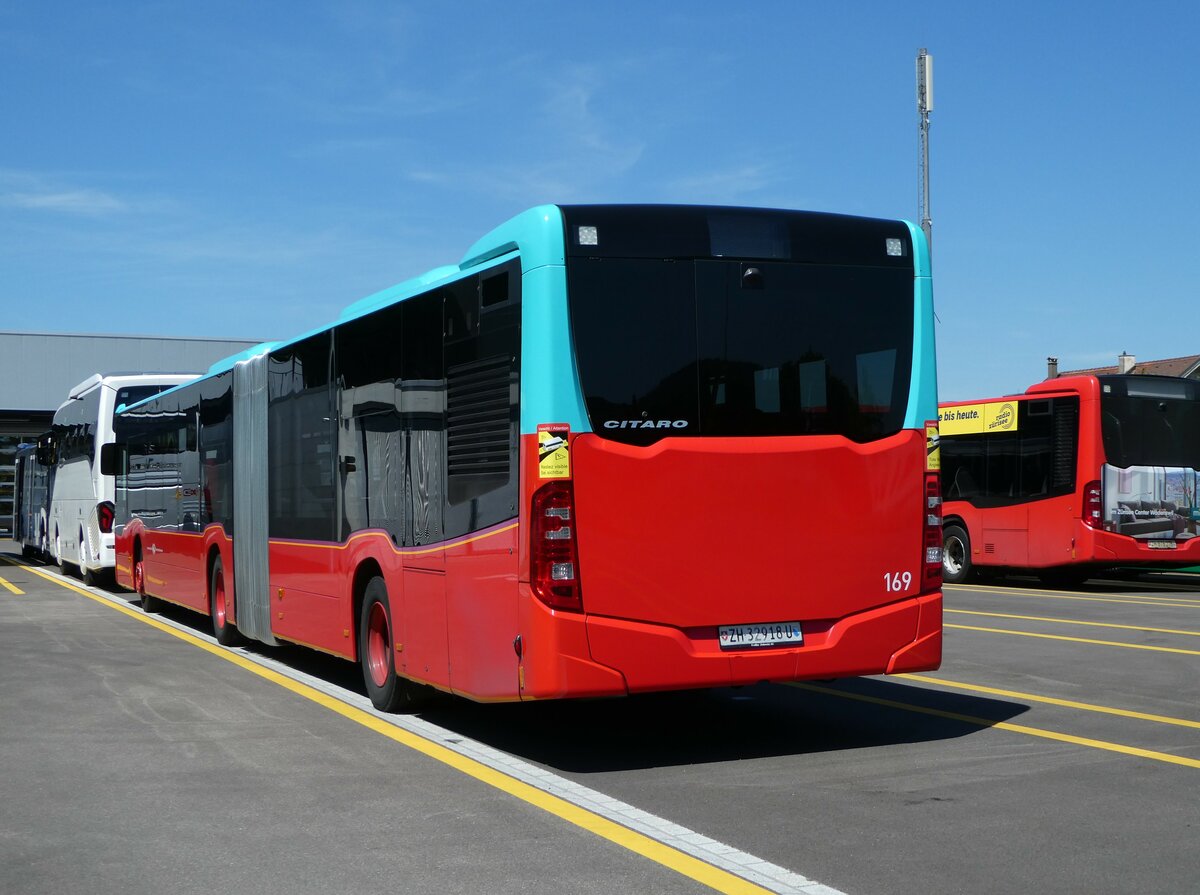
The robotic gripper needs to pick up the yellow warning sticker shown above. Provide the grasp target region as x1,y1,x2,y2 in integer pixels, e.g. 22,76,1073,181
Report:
925,422,941,472
537,424,570,479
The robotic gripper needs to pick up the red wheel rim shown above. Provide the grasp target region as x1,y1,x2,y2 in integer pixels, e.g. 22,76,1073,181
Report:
134,559,144,595
214,570,227,628
366,602,390,688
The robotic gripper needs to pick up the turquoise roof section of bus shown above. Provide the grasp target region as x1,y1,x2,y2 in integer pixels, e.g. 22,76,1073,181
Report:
206,341,280,376
903,219,939,429
461,205,589,434
338,265,462,322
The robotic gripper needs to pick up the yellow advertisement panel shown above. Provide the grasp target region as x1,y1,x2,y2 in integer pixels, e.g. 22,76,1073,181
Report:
938,401,1019,436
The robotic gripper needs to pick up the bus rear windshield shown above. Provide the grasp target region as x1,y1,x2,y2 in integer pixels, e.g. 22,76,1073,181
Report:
1100,376,1200,468
567,257,914,444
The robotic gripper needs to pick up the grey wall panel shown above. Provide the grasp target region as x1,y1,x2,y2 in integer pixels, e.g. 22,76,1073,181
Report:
0,332,260,412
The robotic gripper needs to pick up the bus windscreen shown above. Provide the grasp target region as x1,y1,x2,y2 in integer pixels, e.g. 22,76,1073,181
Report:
1099,376,1200,469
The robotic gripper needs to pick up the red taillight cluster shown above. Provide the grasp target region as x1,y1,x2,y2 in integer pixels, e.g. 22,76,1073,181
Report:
923,473,943,590
97,501,115,534
531,481,582,612
1082,480,1102,528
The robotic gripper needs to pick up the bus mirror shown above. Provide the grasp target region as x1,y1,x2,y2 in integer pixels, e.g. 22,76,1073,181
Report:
99,443,123,476
36,434,56,466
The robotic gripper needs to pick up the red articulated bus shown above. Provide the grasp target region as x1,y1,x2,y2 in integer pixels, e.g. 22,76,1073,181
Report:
939,374,1200,585
108,204,942,711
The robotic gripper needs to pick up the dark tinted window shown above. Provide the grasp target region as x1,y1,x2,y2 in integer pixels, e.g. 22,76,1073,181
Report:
268,333,336,540
941,397,1079,507
334,303,405,541
52,387,101,463
1099,376,1200,468
197,374,234,531
567,259,698,446
402,292,445,546
567,257,913,444
114,384,178,421
118,389,201,532
444,262,520,539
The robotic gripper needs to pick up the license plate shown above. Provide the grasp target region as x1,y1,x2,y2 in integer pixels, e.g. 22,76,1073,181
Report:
1147,540,1177,550
718,621,804,650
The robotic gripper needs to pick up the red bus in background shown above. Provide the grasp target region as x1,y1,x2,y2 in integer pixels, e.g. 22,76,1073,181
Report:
108,204,942,711
939,374,1200,585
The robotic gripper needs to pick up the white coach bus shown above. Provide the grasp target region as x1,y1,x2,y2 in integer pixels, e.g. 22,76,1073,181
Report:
48,373,198,583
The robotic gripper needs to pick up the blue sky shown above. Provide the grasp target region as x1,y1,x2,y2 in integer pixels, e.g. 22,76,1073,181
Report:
2,1,1197,401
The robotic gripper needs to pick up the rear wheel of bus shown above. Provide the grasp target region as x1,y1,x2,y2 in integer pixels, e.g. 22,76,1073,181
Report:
55,531,76,578
359,577,430,713
942,523,973,583
210,557,242,646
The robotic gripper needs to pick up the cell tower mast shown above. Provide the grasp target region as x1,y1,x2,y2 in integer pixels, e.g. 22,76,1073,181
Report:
916,48,933,259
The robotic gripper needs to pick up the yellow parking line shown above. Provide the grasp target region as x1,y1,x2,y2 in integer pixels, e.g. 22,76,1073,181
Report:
946,608,1200,637
18,563,778,895
899,673,1200,730
946,623,1200,656
790,682,1200,769
946,586,1200,610
945,583,1200,602
0,575,24,595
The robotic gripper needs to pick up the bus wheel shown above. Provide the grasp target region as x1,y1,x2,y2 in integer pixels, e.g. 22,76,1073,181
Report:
942,524,973,584
56,533,75,578
135,552,161,613
210,557,242,646
359,577,427,713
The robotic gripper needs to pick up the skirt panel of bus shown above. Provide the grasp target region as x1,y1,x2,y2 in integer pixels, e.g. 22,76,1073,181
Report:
946,499,1200,570
113,520,141,591
569,429,930,629
585,592,938,692
262,524,521,697
139,529,208,611
1076,523,1200,567
269,538,362,661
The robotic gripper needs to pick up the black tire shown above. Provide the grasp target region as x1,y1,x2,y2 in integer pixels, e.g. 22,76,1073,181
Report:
56,532,77,578
210,557,243,646
942,523,973,584
359,577,429,713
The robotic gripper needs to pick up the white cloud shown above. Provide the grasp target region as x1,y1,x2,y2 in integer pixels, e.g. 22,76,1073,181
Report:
4,188,126,215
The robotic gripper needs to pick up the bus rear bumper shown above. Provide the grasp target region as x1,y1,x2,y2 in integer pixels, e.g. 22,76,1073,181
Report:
583,592,942,694
1085,529,1200,565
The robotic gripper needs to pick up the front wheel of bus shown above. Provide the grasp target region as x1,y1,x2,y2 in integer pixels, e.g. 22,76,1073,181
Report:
359,577,427,713
135,549,161,613
942,523,973,584
210,557,242,646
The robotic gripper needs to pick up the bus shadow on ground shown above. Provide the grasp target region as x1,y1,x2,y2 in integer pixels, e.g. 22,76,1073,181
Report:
417,676,1030,774
107,586,1029,773
973,570,1200,593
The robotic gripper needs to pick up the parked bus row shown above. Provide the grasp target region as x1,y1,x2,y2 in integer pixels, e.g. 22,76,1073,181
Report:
13,373,198,582
15,204,1199,711
92,203,944,710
